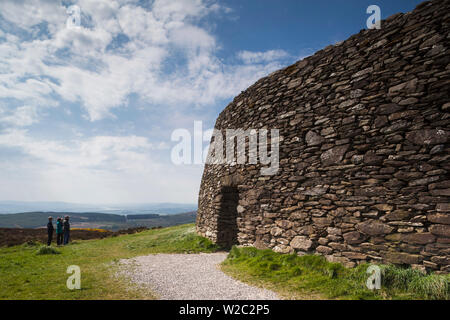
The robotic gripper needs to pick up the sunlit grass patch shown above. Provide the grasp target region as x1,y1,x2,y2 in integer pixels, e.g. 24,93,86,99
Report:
381,264,449,300
222,246,450,300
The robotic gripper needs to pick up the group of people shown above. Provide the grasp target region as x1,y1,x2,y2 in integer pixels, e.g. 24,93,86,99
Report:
47,216,70,246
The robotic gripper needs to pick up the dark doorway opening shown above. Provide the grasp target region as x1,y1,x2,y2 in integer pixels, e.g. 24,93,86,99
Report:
216,186,239,249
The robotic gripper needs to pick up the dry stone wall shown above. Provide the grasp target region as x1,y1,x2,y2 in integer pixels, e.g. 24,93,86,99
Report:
197,0,450,273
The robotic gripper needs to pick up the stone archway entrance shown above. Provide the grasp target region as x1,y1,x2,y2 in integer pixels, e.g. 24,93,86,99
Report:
216,186,239,249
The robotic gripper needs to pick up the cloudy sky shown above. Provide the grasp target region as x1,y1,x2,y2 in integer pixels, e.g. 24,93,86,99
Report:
0,0,422,204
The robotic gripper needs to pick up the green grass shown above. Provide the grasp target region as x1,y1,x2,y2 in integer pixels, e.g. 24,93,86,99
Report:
221,246,450,300
2,225,448,300
381,265,449,300
0,224,218,300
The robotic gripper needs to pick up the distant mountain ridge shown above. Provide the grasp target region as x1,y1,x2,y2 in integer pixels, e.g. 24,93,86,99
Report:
0,211,197,231
0,201,197,215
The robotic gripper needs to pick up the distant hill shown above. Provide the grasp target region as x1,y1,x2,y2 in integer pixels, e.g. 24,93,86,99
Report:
126,214,160,220
0,211,197,231
0,201,197,215
125,212,197,229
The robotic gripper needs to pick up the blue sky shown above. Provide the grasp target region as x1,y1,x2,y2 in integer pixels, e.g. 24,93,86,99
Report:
0,0,423,204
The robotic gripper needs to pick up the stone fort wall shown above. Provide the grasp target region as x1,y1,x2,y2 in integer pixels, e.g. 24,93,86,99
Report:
197,0,449,273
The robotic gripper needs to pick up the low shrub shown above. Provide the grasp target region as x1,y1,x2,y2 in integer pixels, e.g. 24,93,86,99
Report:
36,246,60,255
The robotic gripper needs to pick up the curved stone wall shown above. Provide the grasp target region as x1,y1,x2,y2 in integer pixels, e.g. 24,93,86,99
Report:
197,0,449,272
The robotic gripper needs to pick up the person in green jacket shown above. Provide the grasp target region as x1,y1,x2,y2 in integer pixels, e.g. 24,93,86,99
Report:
56,217,63,246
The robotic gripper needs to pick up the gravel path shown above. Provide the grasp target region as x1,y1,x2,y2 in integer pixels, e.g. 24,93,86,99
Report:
118,252,279,300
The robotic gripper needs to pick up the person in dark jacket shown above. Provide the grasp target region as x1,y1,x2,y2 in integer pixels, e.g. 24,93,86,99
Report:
63,216,70,245
56,217,63,246
47,216,54,246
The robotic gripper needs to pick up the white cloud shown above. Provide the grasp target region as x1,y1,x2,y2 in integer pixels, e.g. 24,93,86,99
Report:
152,0,212,22
0,0,67,31
0,105,38,127
237,49,290,64
0,0,292,121
0,128,198,203
0,129,165,171
0,0,294,203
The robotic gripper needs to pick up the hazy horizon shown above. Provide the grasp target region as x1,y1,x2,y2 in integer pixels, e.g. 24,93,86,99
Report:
0,200,197,215
0,200,197,206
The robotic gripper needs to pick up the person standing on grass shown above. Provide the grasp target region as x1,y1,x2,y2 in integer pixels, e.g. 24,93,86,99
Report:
47,216,54,246
56,217,63,246
63,216,70,245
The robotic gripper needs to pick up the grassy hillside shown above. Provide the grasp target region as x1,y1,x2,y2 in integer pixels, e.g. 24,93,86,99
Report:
0,212,126,228
0,211,196,230
1,224,448,300
0,224,217,300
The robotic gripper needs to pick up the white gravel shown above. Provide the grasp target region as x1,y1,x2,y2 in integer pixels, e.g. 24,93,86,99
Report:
118,252,279,300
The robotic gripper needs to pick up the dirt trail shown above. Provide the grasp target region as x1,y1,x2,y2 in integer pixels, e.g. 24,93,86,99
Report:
119,252,279,300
